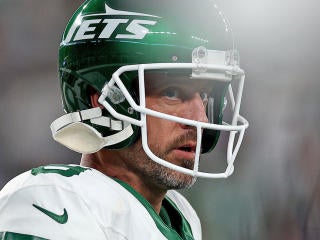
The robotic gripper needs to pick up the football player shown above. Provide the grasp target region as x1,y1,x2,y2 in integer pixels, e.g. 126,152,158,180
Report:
0,0,248,239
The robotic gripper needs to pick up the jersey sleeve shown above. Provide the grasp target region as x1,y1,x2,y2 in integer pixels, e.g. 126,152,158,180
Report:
0,171,106,240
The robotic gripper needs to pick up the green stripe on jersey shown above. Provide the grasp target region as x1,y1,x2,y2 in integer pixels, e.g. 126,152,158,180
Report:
114,178,194,240
0,232,48,240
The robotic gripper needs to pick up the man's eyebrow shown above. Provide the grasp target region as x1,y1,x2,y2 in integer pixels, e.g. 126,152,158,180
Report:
145,76,171,88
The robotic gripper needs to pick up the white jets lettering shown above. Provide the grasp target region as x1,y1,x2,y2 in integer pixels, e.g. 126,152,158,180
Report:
62,4,161,44
66,18,157,43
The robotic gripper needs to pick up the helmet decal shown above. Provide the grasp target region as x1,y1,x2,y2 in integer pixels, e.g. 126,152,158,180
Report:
63,3,161,44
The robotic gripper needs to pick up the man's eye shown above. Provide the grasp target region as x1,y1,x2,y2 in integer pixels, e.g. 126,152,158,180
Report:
200,91,208,102
163,88,179,99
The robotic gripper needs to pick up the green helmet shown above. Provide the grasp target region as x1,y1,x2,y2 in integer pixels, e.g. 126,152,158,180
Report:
51,0,249,178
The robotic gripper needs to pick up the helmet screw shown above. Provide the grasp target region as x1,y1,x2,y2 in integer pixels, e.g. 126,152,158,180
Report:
128,107,134,114
172,56,178,62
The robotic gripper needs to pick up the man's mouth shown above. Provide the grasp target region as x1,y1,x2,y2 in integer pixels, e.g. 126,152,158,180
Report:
177,145,196,153
172,143,197,161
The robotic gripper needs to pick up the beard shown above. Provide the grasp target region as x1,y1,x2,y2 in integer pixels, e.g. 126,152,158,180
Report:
120,131,198,190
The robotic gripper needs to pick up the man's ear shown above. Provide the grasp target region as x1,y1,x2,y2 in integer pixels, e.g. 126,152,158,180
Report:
90,90,103,108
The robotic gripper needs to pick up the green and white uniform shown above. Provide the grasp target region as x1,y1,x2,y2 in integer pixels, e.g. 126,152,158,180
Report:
0,164,201,240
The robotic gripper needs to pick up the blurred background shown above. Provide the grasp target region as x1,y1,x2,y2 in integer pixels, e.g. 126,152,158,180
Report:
0,0,319,239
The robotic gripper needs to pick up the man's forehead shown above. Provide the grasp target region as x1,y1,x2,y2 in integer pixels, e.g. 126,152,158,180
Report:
144,72,213,88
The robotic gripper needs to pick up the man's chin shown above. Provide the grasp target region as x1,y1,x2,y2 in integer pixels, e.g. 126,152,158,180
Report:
145,150,197,189
169,175,197,189
158,168,197,190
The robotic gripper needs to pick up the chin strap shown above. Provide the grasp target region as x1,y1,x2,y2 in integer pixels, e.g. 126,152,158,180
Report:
50,107,134,153
51,107,125,133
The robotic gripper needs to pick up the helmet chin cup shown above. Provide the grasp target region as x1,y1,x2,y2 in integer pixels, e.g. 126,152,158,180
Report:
52,120,134,154
53,122,105,154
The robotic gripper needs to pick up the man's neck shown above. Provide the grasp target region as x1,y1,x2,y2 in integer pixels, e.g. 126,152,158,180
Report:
80,151,167,214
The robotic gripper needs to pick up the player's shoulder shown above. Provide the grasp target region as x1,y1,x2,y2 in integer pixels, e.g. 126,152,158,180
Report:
0,164,113,239
0,164,130,202
0,164,140,239
0,164,90,195
0,164,143,214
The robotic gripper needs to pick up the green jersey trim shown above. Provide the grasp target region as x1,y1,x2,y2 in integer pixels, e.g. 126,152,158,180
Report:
0,232,48,240
31,164,90,177
114,178,194,240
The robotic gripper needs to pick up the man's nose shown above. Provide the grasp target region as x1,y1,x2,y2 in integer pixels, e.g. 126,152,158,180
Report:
181,93,209,123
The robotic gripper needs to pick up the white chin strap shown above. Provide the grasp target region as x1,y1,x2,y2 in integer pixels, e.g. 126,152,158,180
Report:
50,107,133,154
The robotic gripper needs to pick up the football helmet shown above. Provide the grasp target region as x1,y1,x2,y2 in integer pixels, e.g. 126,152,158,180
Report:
51,0,249,178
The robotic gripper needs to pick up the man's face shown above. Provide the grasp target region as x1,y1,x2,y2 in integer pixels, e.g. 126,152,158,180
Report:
122,73,211,190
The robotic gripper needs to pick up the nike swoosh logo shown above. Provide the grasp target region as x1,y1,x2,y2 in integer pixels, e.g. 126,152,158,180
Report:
32,204,68,224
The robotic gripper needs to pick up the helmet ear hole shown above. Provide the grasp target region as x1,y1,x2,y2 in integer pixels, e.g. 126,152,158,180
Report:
88,87,103,108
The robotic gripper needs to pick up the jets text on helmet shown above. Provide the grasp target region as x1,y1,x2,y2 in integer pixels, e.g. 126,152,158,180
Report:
62,3,160,44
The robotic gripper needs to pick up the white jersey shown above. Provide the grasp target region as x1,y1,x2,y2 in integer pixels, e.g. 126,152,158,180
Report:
0,164,201,240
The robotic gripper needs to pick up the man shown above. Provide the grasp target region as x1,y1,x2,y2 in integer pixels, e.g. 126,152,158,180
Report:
0,0,248,239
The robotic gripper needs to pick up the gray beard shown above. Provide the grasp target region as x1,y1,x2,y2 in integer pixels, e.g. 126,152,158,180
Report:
122,140,197,190
143,157,197,190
